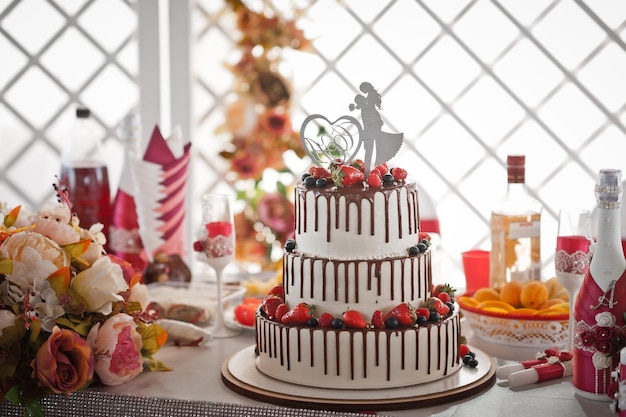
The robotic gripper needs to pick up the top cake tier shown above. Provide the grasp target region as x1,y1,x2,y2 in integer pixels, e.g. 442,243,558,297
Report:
293,180,421,260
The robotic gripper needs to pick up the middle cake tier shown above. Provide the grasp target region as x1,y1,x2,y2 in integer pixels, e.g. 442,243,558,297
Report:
283,250,432,318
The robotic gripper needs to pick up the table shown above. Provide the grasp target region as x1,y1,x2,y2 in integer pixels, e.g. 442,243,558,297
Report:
1,330,616,417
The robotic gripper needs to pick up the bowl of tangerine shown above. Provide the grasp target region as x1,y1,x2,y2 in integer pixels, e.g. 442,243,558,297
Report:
458,277,570,353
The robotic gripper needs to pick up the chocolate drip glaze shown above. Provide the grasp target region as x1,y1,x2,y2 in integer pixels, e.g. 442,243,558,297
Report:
282,325,287,368
414,329,420,370
309,328,315,367
323,330,328,375
335,331,341,376
386,331,393,381
350,332,355,380
256,309,461,386
295,182,419,244
401,332,406,370
285,252,430,310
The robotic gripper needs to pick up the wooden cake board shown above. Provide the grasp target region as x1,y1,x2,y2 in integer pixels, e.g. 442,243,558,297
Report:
221,345,496,412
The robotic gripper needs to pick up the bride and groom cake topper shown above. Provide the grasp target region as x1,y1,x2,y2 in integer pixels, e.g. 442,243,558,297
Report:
300,81,404,175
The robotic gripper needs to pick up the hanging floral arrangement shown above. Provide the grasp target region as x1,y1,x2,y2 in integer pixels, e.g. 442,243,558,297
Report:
218,0,310,269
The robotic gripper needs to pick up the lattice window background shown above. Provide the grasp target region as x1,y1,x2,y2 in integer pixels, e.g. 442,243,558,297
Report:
1,0,625,284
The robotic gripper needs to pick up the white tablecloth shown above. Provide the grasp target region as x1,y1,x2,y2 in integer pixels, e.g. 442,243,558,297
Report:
1,330,616,417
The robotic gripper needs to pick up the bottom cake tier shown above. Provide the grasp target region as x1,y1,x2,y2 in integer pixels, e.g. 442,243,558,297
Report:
254,306,462,389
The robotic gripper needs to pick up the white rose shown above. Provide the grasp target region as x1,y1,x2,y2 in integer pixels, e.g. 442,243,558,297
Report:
128,283,150,312
71,256,128,315
0,310,17,337
596,312,617,328
592,351,613,370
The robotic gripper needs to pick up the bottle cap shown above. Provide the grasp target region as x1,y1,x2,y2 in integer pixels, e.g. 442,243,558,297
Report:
76,107,91,118
595,169,622,209
507,155,525,183
507,155,525,166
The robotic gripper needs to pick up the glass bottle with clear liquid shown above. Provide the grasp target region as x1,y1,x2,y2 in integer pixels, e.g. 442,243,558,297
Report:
490,155,542,289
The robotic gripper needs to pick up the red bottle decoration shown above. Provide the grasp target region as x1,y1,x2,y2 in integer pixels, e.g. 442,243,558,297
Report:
109,113,147,271
573,169,626,400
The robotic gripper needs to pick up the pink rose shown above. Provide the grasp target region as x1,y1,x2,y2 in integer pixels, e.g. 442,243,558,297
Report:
87,313,143,386
33,326,95,394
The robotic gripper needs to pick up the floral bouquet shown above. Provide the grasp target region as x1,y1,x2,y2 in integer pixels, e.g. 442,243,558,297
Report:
0,185,168,416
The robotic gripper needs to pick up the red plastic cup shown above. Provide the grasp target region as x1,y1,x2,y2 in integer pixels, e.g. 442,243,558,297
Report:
462,250,490,294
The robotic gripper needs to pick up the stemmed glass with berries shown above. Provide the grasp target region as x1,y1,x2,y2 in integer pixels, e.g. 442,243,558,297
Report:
555,208,592,351
194,193,241,338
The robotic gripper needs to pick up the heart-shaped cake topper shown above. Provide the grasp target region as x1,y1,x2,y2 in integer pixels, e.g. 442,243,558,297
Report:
300,81,404,175
300,114,362,166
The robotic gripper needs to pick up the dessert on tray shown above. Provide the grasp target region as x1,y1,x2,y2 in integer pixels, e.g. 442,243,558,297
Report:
253,82,465,389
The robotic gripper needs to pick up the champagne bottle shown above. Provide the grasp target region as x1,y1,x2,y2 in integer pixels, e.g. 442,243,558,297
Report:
573,169,626,400
489,155,542,289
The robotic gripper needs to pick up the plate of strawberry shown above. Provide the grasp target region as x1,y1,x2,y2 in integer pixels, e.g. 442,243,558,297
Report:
231,297,262,330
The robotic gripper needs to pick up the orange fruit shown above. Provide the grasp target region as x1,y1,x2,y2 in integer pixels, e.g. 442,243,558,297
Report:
520,281,549,309
510,308,538,316
539,298,566,310
535,307,568,317
457,295,479,308
477,300,515,314
500,280,523,308
473,288,501,303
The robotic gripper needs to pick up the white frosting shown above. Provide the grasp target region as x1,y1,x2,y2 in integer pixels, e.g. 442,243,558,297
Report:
255,307,462,389
255,180,463,389
283,251,431,317
294,182,420,260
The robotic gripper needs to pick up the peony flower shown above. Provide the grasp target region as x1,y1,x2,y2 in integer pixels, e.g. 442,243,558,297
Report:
33,326,95,394
596,312,617,328
2,231,69,293
29,202,80,245
71,256,128,315
592,351,614,370
87,313,143,386
2,231,69,270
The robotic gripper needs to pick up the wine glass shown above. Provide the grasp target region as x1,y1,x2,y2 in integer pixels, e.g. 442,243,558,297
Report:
196,193,241,338
555,208,592,351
